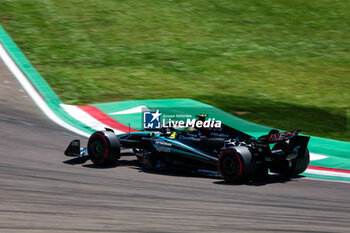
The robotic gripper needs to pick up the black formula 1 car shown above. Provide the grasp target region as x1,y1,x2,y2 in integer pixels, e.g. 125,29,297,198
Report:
65,115,310,183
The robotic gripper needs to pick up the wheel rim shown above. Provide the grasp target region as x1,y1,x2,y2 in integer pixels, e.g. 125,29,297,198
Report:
95,144,101,153
219,151,242,180
90,140,106,160
88,133,108,164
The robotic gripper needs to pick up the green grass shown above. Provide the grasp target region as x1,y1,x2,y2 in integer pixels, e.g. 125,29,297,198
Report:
1,0,349,141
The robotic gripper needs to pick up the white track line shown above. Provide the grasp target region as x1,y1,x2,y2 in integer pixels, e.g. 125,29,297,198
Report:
309,153,328,161
60,104,124,135
109,105,149,115
0,43,89,137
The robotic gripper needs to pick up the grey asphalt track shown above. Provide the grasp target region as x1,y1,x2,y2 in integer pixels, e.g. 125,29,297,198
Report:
0,59,350,233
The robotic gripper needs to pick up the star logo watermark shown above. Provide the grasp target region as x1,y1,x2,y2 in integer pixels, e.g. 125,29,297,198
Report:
143,110,162,129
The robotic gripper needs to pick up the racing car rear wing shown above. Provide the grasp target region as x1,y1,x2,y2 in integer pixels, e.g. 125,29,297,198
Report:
258,130,301,144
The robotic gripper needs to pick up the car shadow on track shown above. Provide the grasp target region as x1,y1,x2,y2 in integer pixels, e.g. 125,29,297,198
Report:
82,159,140,169
63,156,140,169
62,149,137,167
127,161,305,186
138,166,305,186
63,157,305,185
213,174,305,186
63,157,89,165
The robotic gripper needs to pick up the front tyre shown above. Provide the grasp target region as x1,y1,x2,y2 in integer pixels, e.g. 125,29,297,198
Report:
218,147,256,183
88,131,120,165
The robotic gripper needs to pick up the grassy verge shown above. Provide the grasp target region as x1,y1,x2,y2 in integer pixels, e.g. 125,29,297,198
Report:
1,0,349,140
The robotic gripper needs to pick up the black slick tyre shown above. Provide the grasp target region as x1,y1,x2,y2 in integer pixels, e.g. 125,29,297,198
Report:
293,148,310,175
272,142,310,176
88,131,120,165
218,147,256,183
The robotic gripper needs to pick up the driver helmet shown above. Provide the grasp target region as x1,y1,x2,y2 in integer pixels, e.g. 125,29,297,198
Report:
184,127,199,137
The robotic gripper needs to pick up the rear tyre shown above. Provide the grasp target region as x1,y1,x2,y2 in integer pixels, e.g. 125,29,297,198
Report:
218,147,256,183
273,143,310,176
88,131,120,165
289,148,309,176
